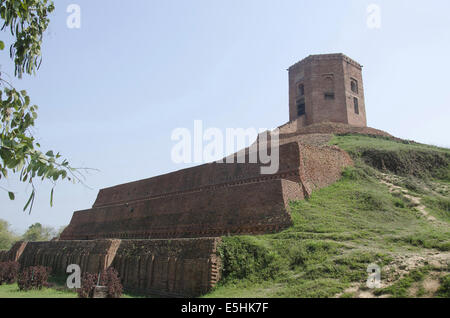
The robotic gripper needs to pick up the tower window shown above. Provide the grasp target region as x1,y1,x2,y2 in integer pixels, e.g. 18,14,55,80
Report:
324,92,335,100
354,97,359,114
297,98,305,116
298,83,304,96
351,79,358,93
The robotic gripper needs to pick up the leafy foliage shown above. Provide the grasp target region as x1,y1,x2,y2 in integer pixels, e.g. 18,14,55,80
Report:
77,272,97,298
17,265,50,291
0,218,18,250
0,0,83,212
0,261,19,284
0,0,55,78
77,268,123,298
21,222,55,241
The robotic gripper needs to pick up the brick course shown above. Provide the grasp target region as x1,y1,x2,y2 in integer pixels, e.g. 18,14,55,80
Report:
60,141,351,241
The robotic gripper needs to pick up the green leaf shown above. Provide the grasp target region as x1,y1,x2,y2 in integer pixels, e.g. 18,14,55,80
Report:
0,40,4,50
8,191,15,200
50,188,54,207
23,192,34,212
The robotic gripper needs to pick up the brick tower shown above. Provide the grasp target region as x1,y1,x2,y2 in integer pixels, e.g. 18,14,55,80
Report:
288,53,367,127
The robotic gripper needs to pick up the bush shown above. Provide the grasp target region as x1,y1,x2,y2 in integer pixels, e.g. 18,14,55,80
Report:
17,266,50,291
218,236,286,283
100,268,123,298
78,272,98,298
77,268,123,298
0,261,20,285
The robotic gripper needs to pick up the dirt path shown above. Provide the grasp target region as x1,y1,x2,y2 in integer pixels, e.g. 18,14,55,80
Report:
335,173,449,298
378,173,438,223
335,250,449,298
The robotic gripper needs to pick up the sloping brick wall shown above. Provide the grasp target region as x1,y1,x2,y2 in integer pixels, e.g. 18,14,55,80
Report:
60,179,298,241
60,141,351,241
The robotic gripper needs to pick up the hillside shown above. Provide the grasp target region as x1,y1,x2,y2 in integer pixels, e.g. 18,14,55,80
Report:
205,134,450,298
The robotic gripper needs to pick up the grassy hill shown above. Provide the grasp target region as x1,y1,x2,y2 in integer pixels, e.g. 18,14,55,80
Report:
205,134,450,298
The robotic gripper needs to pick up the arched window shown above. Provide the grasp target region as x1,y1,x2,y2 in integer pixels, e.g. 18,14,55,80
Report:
323,75,335,100
351,79,358,93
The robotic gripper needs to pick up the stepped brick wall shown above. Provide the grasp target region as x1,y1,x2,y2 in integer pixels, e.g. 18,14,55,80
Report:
60,141,352,241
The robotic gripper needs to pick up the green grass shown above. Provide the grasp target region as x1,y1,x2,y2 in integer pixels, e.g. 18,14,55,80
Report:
206,134,450,298
330,134,450,155
330,134,450,181
436,274,450,298
0,283,77,298
374,267,431,298
0,275,139,298
0,281,140,298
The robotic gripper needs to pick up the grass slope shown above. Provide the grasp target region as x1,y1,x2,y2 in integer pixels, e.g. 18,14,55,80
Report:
206,134,450,298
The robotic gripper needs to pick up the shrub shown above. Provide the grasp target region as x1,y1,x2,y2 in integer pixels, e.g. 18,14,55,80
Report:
218,236,286,283
0,261,20,285
78,272,98,298
77,268,123,298
17,266,50,291
100,268,123,298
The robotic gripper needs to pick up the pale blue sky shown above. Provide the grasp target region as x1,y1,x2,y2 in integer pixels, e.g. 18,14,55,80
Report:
1,0,449,233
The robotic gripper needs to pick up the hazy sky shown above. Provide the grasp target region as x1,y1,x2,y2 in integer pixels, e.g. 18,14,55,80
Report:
1,0,449,233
